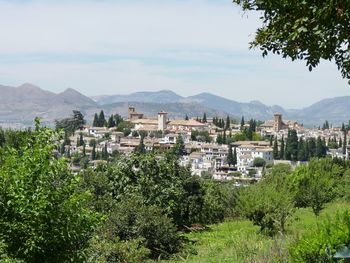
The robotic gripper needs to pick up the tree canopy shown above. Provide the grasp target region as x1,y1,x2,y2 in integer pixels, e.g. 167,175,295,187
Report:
232,1,350,82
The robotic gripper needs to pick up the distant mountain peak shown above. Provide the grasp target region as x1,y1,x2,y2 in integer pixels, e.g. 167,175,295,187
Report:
17,83,42,91
59,87,83,95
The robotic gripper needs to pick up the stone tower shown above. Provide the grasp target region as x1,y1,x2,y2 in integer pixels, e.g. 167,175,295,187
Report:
274,113,282,132
158,111,167,131
128,106,135,120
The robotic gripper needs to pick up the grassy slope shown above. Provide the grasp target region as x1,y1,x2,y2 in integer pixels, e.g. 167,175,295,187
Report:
166,202,350,263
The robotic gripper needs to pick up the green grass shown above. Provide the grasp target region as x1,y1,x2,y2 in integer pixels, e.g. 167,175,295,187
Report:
164,201,350,263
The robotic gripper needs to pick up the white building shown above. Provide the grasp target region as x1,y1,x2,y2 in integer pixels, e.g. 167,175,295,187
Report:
233,141,273,174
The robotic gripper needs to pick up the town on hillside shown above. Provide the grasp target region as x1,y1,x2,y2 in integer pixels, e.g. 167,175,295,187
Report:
58,107,350,185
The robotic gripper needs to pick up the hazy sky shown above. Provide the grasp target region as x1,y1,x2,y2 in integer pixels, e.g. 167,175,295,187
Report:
0,0,349,108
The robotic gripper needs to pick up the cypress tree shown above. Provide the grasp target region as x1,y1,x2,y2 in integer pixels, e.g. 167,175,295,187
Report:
91,143,96,160
308,138,317,158
343,130,347,155
92,113,99,127
273,137,279,159
240,116,245,130
103,143,108,160
82,144,86,157
269,135,273,146
107,115,115,128
79,132,84,147
316,136,326,158
227,145,234,166
98,110,106,127
233,147,237,166
223,131,227,144
225,116,230,130
185,114,189,120
297,137,307,161
203,113,207,123
279,136,285,160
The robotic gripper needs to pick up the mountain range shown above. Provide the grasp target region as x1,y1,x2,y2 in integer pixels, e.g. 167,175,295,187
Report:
1,83,350,128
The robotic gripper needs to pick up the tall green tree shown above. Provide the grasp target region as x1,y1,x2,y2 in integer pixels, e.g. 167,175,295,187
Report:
343,130,347,155
55,110,86,135
202,113,207,123
0,119,100,262
316,136,327,158
273,137,278,159
285,130,298,161
91,141,97,160
225,116,230,130
227,145,234,166
107,114,115,128
297,137,307,161
98,110,106,127
279,136,285,160
233,147,237,166
308,138,317,158
240,116,245,130
92,113,99,127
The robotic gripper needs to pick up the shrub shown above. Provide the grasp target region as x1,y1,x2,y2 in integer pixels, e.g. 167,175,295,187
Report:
101,194,182,260
290,211,350,262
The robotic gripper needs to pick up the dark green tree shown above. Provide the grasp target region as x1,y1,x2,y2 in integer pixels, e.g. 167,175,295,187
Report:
273,137,278,159
93,113,99,127
297,137,307,161
171,135,185,157
225,116,230,130
285,130,298,161
308,138,317,158
279,136,285,160
0,119,100,262
91,142,97,160
135,138,146,154
240,116,245,130
107,114,116,128
232,0,350,81
185,114,189,121
202,113,207,123
343,130,347,155
55,110,86,135
77,132,84,147
233,147,237,166
216,133,223,144
227,145,234,166
316,136,327,158
98,110,106,127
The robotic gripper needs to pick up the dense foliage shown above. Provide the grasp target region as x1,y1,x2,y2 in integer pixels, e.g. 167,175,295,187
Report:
0,119,100,262
232,0,350,81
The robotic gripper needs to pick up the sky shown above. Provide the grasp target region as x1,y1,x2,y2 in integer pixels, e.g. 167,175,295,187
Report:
0,0,349,109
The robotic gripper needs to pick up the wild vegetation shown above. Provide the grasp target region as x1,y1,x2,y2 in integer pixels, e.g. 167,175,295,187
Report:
0,119,350,262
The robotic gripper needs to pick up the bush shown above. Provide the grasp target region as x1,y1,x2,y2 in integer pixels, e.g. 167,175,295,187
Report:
86,236,150,263
290,211,350,262
253,157,266,167
200,181,235,224
101,195,182,260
